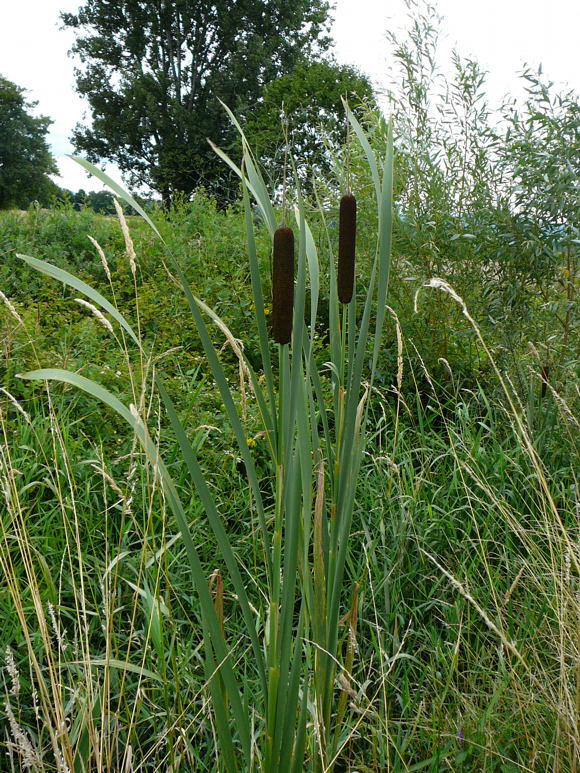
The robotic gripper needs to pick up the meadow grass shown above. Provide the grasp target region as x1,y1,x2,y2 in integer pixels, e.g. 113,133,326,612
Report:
0,113,578,771
2,357,576,770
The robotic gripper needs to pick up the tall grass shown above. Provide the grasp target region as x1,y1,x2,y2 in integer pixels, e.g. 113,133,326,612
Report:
1,108,577,771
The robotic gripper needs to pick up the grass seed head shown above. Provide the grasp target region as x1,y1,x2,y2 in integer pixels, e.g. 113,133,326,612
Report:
272,226,294,345
338,193,357,304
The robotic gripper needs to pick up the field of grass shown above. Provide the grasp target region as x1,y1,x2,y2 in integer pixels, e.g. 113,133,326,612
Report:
0,130,578,771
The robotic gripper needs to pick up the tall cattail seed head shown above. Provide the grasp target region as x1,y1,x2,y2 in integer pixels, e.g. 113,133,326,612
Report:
272,226,294,345
338,193,357,304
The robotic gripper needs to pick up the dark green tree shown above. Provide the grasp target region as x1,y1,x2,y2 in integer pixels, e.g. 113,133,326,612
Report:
244,60,375,187
0,76,58,209
61,0,332,205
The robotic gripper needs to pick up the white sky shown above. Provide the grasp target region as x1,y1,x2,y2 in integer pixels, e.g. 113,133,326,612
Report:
1,0,578,193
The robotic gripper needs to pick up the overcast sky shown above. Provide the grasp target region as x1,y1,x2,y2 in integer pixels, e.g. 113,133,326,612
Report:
1,0,579,193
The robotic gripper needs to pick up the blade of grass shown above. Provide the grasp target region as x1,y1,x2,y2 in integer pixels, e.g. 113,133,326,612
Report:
156,376,268,702
69,157,161,238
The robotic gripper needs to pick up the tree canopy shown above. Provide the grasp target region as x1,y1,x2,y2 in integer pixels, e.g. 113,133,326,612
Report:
0,76,57,209
62,0,333,204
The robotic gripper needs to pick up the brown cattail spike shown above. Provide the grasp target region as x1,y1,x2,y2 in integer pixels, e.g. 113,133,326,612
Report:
338,193,356,304
272,226,294,344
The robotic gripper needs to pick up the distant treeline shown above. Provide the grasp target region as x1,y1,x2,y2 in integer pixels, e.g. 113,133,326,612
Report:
55,187,159,214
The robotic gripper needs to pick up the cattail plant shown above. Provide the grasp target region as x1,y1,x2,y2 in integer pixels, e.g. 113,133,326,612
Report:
16,104,394,772
337,192,357,303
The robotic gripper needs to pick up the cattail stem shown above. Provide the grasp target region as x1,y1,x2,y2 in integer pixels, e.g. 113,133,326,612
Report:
272,226,294,344
338,193,357,304
281,114,289,227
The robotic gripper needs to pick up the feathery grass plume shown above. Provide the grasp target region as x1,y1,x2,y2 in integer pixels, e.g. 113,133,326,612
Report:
5,646,20,696
0,290,24,326
5,700,41,769
271,225,294,344
113,197,137,276
87,235,112,282
0,388,30,424
337,193,356,303
74,298,114,333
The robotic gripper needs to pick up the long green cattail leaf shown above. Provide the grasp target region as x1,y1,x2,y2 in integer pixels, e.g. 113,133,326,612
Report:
208,138,276,237
286,173,308,451
241,170,277,447
312,180,342,418
291,673,310,773
167,259,272,567
343,101,381,211
193,295,274,442
156,377,268,703
371,118,394,377
293,204,320,344
16,254,141,348
69,157,161,239
211,100,277,235
220,100,277,233
243,148,277,237
271,450,301,771
278,608,307,770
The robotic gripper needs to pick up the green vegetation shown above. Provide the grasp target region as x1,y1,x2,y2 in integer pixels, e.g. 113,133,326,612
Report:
0,3,577,772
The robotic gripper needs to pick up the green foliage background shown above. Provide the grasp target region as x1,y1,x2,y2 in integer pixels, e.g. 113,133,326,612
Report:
0,76,58,209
